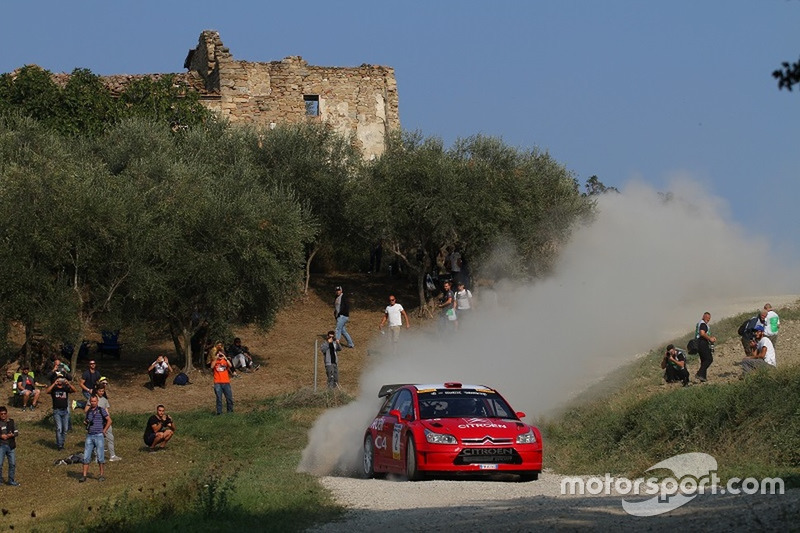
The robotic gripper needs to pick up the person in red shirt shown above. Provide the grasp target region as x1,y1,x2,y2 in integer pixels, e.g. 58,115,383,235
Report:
212,347,235,415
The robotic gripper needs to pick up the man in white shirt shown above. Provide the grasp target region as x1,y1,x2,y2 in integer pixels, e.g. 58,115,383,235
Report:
763,303,780,347
379,295,410,353
740,325,776,375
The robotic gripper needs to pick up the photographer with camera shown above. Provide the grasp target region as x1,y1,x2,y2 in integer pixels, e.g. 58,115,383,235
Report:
661,344,690,386
45,374,78,451
148,354,173,389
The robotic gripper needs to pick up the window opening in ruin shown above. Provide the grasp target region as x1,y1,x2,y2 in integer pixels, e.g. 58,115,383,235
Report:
304,95,320,116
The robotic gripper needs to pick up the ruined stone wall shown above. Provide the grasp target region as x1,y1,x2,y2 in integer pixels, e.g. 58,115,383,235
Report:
188,31,399,159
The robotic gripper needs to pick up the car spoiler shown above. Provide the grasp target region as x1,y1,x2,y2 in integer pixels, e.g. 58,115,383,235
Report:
378,383,410,398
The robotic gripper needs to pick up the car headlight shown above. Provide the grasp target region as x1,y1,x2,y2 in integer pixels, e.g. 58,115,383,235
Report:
516,429,537,444
425,428,457,445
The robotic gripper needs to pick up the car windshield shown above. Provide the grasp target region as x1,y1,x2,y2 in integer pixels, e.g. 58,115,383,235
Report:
417,389,516,420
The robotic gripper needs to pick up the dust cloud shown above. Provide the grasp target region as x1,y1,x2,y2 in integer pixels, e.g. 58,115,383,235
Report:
298,178,798,476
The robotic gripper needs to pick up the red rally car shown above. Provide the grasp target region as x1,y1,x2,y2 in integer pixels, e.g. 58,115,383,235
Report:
362,382,543,481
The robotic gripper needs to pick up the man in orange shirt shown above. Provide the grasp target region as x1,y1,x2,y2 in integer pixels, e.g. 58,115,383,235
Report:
212,347,235,415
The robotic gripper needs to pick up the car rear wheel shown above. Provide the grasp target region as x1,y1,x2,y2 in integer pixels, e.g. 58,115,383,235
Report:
363,435,376,478
405,436,423,481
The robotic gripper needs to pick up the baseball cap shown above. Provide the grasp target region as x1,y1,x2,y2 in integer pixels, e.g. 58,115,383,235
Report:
334,286,342,291
753,325,765,332
99,376,109,383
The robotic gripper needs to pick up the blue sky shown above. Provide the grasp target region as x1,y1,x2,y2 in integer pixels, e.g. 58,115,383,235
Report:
3,1,798,259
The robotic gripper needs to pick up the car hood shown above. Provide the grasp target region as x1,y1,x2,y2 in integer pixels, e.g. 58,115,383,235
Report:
421,417,527,436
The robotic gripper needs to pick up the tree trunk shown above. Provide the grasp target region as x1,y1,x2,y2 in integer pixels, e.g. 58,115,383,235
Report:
23,321,33,369
169,323,185,364
304,244,320,295
416,270,427,313
70,316,91,382
183,327,194,373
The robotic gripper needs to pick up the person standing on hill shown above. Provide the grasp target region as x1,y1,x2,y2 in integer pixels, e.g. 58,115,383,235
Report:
80,394,111,482
45,374,77,451
453,281,474,330
333,286,355,349
379,295,410,353
764,303,780,347
78,360,101,409
320,331,343,389
0,406,20,486
437,281,456,332
212,348,235,415
695,311,717,382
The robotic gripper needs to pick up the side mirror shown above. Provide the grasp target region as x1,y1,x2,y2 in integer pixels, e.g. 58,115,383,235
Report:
389,409,402,421
516,411,527,420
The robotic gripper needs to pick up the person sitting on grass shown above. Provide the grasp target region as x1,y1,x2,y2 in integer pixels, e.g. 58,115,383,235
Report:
147,355,172,389
16,367,40,411
740,325,776,375
228,337,257,372
143,404,175,451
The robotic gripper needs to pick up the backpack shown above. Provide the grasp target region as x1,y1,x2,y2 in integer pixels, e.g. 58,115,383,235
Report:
737,319,748,337
173,372,190,385
686,338,699,355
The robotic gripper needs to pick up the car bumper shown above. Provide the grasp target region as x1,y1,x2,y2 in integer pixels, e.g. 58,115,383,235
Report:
416,445,543,473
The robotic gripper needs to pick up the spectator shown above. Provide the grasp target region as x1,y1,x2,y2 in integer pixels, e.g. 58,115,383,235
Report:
44,374,77,451
228,338,257,372
446,246,462,285
737,311,764,358
0,406,20,486
661,344,690,386
143,404,175,451
379,295,410,353
47,358,72,383
453,281,474,330
320,330,342,389
86,381,121,461
437,281,456,332
15,367,40,411
148,355,172,389
741,325,777,375
333,286,355,349
80,395,111,482
212,347,235,415
206,340,225,367
693,312,716,382
764,303,780,348
78,360,102,409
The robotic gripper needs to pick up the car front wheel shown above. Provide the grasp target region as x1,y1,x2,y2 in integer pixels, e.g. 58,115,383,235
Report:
405,436,423,481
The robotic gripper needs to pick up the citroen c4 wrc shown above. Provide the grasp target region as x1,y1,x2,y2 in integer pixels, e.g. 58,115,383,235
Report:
362,382,543,481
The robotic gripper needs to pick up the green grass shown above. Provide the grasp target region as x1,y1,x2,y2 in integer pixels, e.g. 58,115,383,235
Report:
4,391,351,533
541,303,800,486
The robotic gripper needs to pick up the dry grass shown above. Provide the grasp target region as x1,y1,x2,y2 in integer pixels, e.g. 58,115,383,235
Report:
0,272,420,527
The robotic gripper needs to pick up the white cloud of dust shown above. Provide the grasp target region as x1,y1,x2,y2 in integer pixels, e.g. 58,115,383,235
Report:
298,177,798,477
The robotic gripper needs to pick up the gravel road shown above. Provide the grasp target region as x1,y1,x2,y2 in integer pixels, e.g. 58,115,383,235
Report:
309,472,800,532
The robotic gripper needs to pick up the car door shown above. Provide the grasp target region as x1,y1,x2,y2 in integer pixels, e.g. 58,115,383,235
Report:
375,388,413,473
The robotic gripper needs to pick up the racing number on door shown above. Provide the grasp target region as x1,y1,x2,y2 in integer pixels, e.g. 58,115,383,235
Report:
392,423,402,460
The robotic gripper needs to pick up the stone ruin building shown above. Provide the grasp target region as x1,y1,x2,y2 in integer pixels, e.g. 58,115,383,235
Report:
181,30,400,159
